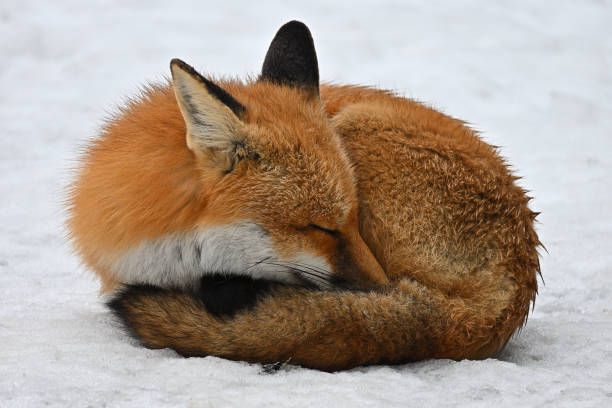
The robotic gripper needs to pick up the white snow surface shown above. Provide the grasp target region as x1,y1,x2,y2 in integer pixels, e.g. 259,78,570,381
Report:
1,0,611,406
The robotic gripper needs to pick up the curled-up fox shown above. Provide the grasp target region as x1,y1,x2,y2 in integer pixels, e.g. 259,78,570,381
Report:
67,21,541,371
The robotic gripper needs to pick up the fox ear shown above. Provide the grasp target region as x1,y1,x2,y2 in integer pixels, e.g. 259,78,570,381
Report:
170,59,247,171
260,21,319,97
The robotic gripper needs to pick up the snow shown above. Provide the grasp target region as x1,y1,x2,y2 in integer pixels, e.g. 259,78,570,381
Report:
1,0,611,406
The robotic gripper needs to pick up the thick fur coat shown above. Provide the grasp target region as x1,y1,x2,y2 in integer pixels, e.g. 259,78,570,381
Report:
67,21,541,371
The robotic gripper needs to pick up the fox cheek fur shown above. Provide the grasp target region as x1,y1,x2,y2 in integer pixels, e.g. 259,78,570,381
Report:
104,222,329,289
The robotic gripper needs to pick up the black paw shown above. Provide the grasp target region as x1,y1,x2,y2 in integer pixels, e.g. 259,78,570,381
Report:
198,274,281,318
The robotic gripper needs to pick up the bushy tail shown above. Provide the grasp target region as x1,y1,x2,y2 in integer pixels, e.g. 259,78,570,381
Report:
108,275,534,371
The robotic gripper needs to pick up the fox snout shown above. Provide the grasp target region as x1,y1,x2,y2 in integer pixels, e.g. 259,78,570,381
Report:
332,219,388,290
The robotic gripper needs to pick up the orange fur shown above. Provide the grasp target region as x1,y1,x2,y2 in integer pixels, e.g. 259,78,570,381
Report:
68,23,541,370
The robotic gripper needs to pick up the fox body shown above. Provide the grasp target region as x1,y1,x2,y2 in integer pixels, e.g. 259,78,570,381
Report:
67,22,541,371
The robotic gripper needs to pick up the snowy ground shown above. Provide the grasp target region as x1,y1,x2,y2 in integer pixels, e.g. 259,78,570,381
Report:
1,0,611,406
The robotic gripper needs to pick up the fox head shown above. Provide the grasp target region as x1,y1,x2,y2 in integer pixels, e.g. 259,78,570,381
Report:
69,21,388,291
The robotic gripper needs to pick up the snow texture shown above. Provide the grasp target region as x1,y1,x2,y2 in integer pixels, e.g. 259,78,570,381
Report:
1,0,611,406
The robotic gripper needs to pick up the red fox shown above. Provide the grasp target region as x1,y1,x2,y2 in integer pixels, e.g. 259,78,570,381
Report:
67,21,541,371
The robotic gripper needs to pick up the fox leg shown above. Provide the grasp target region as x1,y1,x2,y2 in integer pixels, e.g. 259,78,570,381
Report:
197,274,286,318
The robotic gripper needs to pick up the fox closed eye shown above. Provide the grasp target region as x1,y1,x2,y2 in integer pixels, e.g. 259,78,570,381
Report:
309,224,338,236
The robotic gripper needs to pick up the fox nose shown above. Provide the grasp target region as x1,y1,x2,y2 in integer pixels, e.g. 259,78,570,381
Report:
340,228,389,289
343,231,389,289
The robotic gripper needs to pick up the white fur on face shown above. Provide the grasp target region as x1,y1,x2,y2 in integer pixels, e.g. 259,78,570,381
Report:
108,221,332,289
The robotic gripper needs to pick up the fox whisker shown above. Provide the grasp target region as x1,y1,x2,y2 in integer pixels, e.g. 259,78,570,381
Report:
269,260,347,287
279,260,331,276
246,256,272,271
260,260,334,289
248,259,331,281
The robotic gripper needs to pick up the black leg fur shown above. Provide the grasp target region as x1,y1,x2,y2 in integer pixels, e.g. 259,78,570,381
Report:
107,274,286,330
197,274,283,318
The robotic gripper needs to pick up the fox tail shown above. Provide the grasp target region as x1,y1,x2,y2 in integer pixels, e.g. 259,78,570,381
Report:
108,273,536,371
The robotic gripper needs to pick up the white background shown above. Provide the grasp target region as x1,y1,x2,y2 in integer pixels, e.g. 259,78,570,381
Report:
1,0,611,406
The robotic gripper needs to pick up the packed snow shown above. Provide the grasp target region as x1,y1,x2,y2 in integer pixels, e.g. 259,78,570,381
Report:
1,0,611,406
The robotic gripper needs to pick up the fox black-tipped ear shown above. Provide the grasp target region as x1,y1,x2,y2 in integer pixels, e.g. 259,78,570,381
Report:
260,21,319,96
171,58,246,118
170,59,247,171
